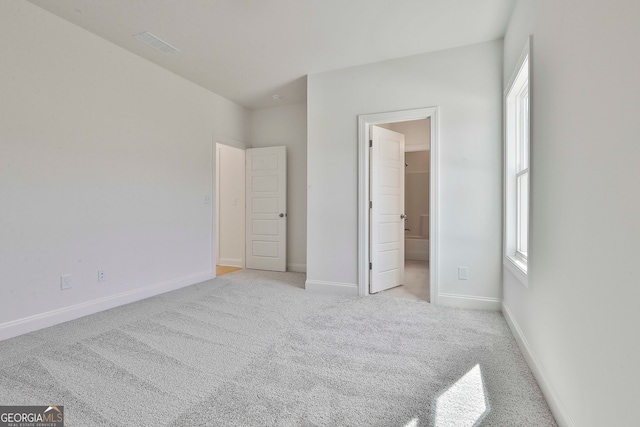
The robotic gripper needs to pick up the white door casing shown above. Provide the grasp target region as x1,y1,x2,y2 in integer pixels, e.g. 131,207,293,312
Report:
370,126,405,293
245,146,287,271
216,143,246,268
358,107,438,302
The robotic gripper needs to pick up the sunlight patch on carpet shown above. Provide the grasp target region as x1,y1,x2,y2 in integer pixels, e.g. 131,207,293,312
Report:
403,416,420,427
435,364,488,427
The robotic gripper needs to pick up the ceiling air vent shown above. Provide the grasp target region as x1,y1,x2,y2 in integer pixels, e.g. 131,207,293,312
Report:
133,32,179,54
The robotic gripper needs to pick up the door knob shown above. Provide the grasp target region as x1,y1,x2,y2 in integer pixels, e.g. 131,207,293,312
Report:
400,214,407,219
279,213,286,218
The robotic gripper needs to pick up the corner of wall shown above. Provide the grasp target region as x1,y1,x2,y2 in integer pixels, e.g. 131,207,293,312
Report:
0,271,214,342
305,280,358,295
502,302,575,427
439,293,502,311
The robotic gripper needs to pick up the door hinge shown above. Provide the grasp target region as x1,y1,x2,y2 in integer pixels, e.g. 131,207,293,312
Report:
369,262,372,270
369,201,372,209
369,140,372,148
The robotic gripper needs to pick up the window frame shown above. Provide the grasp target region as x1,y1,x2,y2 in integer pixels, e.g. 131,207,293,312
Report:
504,37,531,286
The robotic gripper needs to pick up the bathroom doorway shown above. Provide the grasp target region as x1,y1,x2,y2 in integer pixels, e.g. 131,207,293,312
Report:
376,119,430,302
358,107,439,303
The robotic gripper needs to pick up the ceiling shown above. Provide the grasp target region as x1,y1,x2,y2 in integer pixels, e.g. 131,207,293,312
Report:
28,0,515,110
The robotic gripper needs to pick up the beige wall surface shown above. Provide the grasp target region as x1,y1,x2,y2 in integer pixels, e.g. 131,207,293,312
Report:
390,118,431,150
404,151,429,240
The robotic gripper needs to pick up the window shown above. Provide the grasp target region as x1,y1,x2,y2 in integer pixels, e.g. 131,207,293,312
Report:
504,39,530,284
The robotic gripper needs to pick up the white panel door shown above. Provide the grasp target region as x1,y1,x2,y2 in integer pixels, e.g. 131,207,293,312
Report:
245,146,287,271
370,126,405,293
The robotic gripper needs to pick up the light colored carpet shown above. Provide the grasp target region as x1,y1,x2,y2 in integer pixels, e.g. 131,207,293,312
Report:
0,270,556,426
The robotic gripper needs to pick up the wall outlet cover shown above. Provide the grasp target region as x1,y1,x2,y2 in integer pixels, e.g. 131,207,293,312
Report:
60,274,72,290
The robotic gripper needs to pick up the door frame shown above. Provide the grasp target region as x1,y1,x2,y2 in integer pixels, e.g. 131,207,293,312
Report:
214,139,246,273
357,107,439,303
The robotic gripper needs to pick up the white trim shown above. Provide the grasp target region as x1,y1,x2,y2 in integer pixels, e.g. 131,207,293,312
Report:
358,107,439,304
502,303,575,427
305,280,358,295
287,263,307,273
505,36,532,92
404,144,429,153
215,142,221,267
215,136,245,150
438,293,502,311
0,271,214,342
218,258,243,268
215,141,247,270
503,36,532,288
504,255,528,286
211,136,217,277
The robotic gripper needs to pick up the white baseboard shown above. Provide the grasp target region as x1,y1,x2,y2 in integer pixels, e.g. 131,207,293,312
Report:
305,279,358,295
287,263,307,273
406,251,429,261
438,293,502,310
502,303,575,427
218,258,243,268
0,270,214,342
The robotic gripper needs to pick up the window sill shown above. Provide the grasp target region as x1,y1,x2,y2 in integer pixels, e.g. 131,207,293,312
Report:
504,255,528,287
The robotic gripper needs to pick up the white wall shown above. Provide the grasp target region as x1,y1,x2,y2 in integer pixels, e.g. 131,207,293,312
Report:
502,1,640,426
0,1,246,340
307,40,503,307
216,144,245,267
247,103,307,272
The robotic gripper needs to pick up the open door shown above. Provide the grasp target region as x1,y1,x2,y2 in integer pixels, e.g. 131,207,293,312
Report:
370,126,405,293
245,146,287,271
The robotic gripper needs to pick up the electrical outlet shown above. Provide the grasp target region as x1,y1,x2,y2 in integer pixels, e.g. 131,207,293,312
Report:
458,267,468,280
204,195,211,204
98,269,106,282
60,274,72,290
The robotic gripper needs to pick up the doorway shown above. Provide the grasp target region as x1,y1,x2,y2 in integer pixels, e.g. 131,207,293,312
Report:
385,120,430,301
215,144,288,275
215,143,246,270
357,108,439,303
